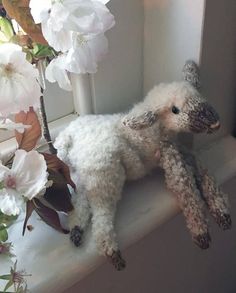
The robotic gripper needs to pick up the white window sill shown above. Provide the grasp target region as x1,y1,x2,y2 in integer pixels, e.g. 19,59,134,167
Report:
1,133,236,293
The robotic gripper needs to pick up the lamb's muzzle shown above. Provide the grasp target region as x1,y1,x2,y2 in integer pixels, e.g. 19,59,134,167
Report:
188,102,220,134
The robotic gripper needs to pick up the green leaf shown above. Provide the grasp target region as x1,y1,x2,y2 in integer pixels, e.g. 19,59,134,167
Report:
30,43,55,59
0,181,4,189
25,50,33,63
0,274,11,280
16,286,27,293
0,226,8,242
0,16,14,42
0,213,17,228
3,279,13,292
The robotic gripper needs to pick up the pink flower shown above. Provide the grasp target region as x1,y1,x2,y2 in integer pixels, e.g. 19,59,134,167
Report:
0,150,48,216
0,44,41,117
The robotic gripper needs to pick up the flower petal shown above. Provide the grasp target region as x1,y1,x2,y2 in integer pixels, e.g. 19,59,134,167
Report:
88,33,108,62
40,3,72,52
0,119,31,133
0,163,9,182
30,0,52,24
66,43,96,74
45,55,72,91
0,44,41,117
41,20,73,52
65,33,108,74
93,0,110,4
0,43,22,67
11,150,48,200
63,0,115,35
0,189,22,216
34,0,114,53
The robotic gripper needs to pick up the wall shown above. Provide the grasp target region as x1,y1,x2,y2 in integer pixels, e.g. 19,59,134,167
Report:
143,0,205,94
44,81,74,122
200,0,236,141
91,0,144,114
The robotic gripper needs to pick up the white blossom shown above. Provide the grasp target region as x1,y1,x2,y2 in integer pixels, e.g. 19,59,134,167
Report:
0,44,41,117
45,33,108,90
0,118,31,133
0,150,48,216
29,0,52,24
29,0,115,53
66,33,108,74
45,54,72,91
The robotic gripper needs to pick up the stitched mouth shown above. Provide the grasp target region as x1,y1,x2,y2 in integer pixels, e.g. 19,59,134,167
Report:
207,121,221,133
190,121,220,134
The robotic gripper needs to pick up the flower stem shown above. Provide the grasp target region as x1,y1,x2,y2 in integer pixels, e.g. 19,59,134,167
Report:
37,59,57,155
39,94,57,154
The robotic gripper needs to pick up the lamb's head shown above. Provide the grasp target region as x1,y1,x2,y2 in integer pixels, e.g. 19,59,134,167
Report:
123,81,220,134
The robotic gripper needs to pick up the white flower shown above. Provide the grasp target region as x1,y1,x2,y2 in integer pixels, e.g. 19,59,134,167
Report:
62,0,115,36
45,54,72,91
29,0,52,24
66,33,108,74
0,44,41,117
41,2,73,52
0,118,31,133
45,34,108,90
30,0,115,53
0,150,48,216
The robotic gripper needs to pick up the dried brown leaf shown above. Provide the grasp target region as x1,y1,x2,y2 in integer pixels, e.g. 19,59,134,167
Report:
33,198,69,234
42,153,76,190
44,170,74,213
11,34,32,47
15,107,41,151
2,0,47,45
22,200,34,236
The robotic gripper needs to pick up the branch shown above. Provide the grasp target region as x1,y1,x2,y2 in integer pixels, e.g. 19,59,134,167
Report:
37,60,57,155
39,94,57,154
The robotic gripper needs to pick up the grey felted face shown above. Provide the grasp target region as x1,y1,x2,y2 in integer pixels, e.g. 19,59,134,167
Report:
123,84,220,135
179,94,220,134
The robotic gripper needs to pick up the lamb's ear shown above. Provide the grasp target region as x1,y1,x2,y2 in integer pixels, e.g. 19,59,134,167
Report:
182,60,201,90
122,111,158,130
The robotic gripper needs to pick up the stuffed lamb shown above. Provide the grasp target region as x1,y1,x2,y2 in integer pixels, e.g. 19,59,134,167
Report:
55,62,231,270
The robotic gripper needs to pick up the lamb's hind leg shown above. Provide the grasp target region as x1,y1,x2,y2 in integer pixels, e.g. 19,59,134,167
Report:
184,151,231,230
69,187,91,247
160,141,210,249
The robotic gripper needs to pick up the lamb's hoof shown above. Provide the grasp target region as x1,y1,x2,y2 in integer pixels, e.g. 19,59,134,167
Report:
70,226,83,247
108,250,126,271
193,232,211,249
216,213,232,230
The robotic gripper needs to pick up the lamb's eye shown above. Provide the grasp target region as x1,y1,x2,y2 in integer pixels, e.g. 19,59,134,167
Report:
172,106,180,114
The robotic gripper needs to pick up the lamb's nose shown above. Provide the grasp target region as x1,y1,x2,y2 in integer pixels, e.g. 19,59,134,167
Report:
210,121,220,130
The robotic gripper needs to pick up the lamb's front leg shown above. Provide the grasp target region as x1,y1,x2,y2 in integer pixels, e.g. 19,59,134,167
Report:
87,169,126,271
160,141,210,249
183,150,231,230
198,168,231,230
69,188,91,247
89,198,126,271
